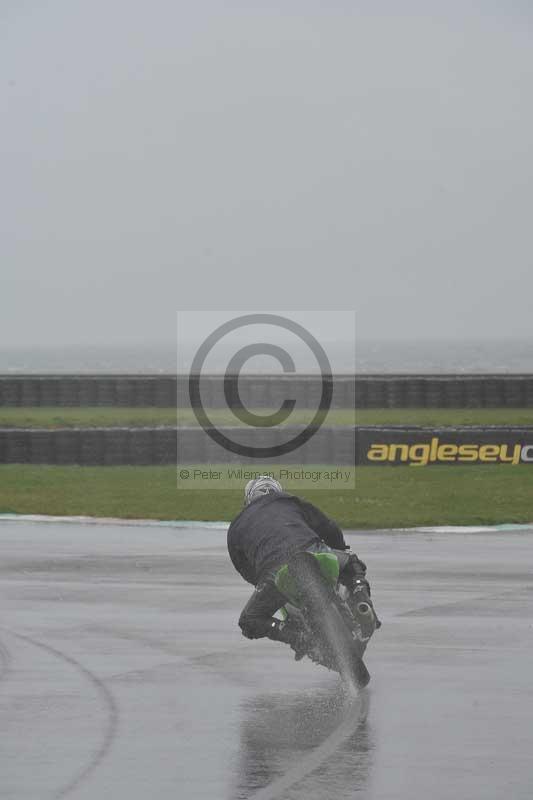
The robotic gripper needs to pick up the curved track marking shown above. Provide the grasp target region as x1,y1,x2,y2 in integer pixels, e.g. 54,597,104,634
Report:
0,637,12,684
248,690,369,800
4,629,119,799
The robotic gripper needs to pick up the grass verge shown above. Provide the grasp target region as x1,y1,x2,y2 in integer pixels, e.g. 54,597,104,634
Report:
1,407,533,427
0,464,532,528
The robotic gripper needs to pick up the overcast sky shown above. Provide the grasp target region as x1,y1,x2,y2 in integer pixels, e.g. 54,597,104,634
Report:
2,1,532,348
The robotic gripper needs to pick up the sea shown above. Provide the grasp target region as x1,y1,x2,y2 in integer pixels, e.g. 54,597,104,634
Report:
1,340,532,374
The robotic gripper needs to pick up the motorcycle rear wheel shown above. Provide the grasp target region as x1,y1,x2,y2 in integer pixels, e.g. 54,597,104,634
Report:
288,551,370,687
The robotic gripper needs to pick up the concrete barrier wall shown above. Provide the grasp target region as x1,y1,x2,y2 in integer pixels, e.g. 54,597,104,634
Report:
2,374,533,408
2,426,532,466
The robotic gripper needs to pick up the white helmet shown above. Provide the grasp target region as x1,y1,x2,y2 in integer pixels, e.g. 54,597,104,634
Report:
244,475,283,506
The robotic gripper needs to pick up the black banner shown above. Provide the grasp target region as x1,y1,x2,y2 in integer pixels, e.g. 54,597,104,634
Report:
1,426,533,466
357,427,533,466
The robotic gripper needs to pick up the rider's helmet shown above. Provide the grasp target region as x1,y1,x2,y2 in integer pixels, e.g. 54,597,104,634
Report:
244,475,283,506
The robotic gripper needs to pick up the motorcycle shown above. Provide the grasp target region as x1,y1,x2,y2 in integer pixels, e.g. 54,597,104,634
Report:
273,550,380,687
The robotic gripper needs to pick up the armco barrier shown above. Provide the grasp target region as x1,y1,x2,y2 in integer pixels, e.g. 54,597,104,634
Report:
1,426,533,466
2,374,533,408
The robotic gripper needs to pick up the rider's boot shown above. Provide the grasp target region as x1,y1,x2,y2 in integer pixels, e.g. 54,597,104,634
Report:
267,619,307,660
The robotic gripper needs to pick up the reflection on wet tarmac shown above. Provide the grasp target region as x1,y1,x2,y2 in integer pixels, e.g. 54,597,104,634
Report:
232,684,372,799
2,523,533,799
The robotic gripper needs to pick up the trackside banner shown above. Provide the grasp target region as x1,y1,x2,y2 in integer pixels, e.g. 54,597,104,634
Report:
1,426,532,467
358,427,533,466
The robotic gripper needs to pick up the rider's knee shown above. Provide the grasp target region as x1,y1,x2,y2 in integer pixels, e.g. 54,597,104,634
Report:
238,612,270,640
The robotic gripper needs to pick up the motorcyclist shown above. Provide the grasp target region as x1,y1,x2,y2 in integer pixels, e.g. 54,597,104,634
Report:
227,475,373,657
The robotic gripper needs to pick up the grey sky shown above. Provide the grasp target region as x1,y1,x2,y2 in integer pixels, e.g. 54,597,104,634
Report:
2,1,532,348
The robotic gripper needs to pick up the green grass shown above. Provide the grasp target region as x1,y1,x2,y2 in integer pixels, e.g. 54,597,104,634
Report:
1,407,533,428
1,464,532,528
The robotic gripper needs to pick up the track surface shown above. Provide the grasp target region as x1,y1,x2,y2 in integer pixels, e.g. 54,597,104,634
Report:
0,521,532,799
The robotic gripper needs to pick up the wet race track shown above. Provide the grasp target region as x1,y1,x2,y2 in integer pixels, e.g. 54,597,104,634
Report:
1,520,532,799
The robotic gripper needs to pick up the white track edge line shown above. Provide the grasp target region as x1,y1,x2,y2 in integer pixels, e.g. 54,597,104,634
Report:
0,513,531,533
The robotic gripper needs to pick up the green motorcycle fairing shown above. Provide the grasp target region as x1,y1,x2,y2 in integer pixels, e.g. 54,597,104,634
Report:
274,552,340,611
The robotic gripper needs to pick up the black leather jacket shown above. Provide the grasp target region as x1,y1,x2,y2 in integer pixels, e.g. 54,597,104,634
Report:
227,492,348,586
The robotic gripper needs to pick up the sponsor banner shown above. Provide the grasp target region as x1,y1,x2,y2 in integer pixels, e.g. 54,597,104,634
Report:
358,427,533,466
1,426,532,467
